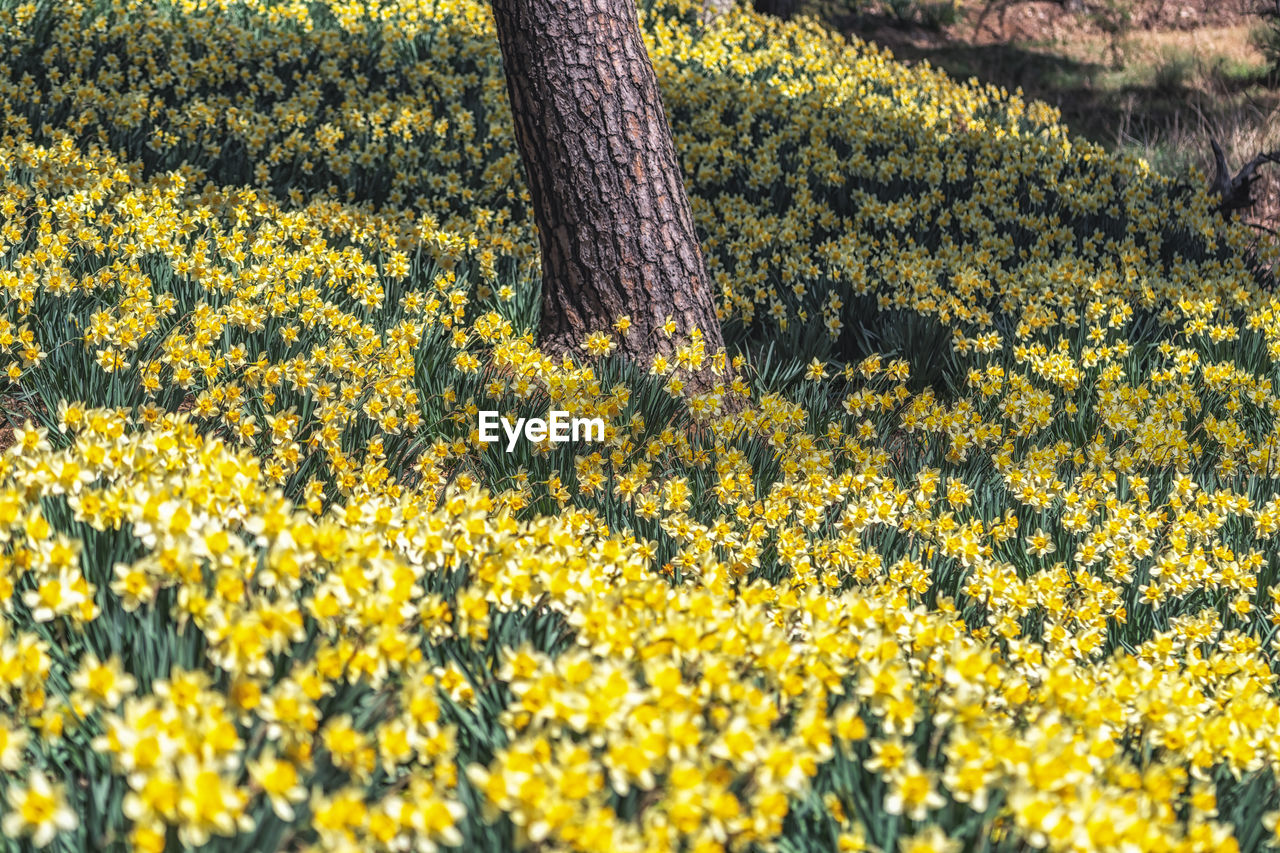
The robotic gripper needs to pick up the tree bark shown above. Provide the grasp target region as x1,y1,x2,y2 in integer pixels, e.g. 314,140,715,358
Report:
489,0,726,392
754,0,800,18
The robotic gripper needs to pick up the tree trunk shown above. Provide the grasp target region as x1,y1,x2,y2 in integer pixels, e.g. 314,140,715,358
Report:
489,0,726,392
754,0,800,18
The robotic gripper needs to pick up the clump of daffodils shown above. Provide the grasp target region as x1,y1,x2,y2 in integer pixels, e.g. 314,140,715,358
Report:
2,0,1280,851
3,409,1278,852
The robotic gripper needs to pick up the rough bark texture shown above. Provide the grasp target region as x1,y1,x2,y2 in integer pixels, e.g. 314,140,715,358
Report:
489,0,726,388
753,0,799,18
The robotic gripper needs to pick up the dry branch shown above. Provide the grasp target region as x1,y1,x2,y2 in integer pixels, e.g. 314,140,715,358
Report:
1210,138,1280,215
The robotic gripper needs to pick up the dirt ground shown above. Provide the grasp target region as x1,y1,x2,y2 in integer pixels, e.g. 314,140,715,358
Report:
965,0,1261,39
832,0,1280,236
844,0,1268,61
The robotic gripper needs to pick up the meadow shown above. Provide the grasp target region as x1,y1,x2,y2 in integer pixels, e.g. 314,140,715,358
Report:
1,0,1279,851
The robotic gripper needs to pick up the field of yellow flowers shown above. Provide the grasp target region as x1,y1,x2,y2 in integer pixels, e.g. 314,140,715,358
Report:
1,0,1280,851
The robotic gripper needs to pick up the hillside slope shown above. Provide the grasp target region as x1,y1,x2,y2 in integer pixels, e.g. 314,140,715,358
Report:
0,1,1278,852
